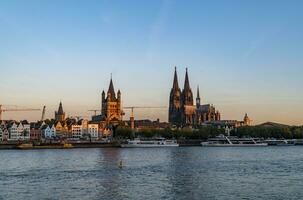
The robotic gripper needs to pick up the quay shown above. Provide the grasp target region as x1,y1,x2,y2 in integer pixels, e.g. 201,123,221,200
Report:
0,141,121,150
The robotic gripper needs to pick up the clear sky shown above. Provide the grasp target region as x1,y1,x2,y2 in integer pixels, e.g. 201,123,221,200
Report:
1,0,303,125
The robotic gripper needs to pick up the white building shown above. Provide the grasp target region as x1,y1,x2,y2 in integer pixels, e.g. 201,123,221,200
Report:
9,123,18,140
71,125,83,139
21,123,30,140
88,124,99,139
42,125,56,138
8,122,30,141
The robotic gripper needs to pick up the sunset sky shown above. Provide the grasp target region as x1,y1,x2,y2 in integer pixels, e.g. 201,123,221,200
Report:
1,0,303,125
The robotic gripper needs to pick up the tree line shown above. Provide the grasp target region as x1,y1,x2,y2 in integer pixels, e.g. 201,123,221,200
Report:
115,125,303,140
231,126,303,139
115,126,224,140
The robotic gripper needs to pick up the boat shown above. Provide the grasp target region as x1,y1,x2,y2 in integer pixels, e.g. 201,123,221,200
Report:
201,135,268,147
265,139,296,146
63,143,73,148
121,138,179,148
17,143,33,149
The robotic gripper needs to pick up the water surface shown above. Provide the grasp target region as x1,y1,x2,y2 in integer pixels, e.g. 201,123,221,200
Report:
0,147,302,200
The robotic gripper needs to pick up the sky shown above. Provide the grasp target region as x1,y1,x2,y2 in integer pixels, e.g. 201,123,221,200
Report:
0,0,303,125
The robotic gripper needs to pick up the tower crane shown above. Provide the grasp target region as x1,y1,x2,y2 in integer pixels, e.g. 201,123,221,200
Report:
0,105,41,121
41,106,46,121
123,106,167,129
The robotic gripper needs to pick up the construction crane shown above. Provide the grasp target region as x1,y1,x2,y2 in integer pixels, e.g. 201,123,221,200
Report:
123,106,167,117
123,106,167,129
88,109,100,116
0,104,41,121
41,106,46,121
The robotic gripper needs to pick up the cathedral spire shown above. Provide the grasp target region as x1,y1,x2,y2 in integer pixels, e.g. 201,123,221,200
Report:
172,66,180,90
184,68,191,91
197,85,200,99
196,85,201,107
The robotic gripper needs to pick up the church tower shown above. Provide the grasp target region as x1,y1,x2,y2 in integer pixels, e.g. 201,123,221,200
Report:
196,85,201,108
182,68,194,106
181,68,195,125
243,113,252,126
169,67,182,126
101,76,122,122
55,101,65,122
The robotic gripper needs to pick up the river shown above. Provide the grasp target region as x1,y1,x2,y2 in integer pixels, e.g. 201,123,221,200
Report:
0,147,302,200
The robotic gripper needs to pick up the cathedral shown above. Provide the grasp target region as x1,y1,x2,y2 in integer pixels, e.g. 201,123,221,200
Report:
169,67,221,127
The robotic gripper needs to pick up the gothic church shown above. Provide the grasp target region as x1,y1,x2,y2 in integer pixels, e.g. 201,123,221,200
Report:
169,67,221,127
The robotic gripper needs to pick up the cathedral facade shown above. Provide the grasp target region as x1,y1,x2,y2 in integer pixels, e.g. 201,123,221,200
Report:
169,67,221,127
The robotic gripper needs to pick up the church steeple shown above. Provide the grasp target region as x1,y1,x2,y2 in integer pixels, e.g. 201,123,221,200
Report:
184,68,190,91
107,74,116,100
172,66,180,91
196,85,201,107
58,101,64,115
55,101,65,122
169,67,182,126
182,68,193,106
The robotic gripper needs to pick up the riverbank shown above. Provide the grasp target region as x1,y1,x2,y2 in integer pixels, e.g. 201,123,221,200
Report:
0,140,205,150
0,141,121,150
1,138,303,150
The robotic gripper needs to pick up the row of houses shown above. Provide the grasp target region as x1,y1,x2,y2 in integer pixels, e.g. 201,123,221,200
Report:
0,119,106,142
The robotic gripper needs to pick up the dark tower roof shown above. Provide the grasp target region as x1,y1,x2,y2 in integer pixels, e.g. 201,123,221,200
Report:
197,85,200,99
57,101,64,115
172,66,180,91
107,76,116,99
184,68,191,91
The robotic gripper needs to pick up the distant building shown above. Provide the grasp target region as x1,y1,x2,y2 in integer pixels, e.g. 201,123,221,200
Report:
1,127,9,141
88,124,99,139
196,104,221,123
55,101,66,122
0,122,10,141
169,67,221,127
71,124,82,139
30,129,42,141
42,124,56,139
243,113,252,126
92,77,123,124
7,121,30,141
54,121,69,136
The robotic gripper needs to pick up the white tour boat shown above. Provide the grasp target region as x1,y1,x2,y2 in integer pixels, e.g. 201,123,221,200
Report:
121,138,179,148
201,135,268,147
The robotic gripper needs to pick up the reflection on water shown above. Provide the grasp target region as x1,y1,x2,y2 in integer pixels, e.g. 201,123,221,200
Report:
0,147,303,200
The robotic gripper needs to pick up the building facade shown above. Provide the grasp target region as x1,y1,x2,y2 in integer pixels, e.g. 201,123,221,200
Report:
88,124,99,139
42,124,56,139
7,122,30,141
71,125,82,139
